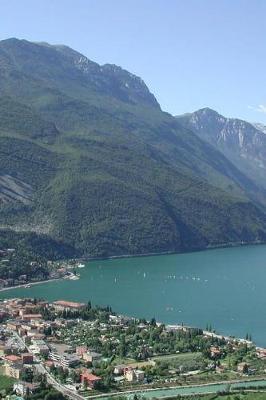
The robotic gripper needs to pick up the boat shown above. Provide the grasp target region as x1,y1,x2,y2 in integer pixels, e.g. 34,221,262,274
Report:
77,263,85,268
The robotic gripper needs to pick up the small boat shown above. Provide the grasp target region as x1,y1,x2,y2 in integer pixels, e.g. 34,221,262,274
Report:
25,284,31,288
77,263,85,268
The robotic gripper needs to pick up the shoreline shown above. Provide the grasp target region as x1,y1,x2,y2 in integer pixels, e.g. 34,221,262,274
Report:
0,276,66,293
1,241,265,349
2,240,264,294
81,239,266,263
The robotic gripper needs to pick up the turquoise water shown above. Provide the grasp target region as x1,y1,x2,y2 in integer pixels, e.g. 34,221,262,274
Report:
99,379,266,399
2,245,266,346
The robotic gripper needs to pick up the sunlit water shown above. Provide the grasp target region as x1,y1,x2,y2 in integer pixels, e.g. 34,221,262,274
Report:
1,245,266,346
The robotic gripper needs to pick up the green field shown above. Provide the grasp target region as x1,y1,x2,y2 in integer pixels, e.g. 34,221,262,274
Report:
154,352,206,372
0,374,15,391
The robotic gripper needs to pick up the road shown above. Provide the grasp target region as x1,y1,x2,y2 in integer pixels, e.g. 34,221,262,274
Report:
36,361,84,400
10,329,84,400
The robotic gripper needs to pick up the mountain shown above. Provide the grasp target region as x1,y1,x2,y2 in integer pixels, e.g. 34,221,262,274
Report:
177,108,266,192
1,38,266,257
253,123,266,135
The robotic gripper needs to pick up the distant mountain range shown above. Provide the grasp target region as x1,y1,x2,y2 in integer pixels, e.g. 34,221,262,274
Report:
177,108,266,191
1,38,266,258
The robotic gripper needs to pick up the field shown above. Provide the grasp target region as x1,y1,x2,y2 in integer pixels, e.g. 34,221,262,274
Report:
153,352,205,372
0,374,15,391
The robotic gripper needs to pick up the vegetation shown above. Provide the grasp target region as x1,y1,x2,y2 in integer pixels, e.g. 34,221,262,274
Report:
1,38,266,258
0,374,15,391
25,387,67,400
0,229,77,282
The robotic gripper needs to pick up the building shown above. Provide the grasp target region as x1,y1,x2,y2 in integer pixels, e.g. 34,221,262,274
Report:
76,345,87,356
53,300,86,312
29,339,49,356
5,355,21,364
21,353,33,364
14,381,40,396
237,362,249,374
21,314,42,322
50,351,80,368
49,343,80,368
7,321,21,331
124,368,145,382
82,351,102,363
210,346,221,358
5,363,24,379
80,370,101,388
114,364,126,375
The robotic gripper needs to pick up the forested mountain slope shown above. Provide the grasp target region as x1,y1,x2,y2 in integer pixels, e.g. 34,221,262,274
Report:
0,38,266,257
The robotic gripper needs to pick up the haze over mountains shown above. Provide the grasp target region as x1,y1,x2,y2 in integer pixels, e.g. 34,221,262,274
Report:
177,108,266,191
1,38,266,258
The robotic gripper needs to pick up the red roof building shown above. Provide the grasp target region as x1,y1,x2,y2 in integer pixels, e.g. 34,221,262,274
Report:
81,370,101,388
53,300,86,312
5,354,21,363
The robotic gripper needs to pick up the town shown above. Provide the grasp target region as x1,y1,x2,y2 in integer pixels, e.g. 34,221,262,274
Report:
0,298,266,399
0,245,81,290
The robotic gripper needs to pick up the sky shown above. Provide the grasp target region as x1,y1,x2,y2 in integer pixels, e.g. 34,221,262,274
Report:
1,0,266,122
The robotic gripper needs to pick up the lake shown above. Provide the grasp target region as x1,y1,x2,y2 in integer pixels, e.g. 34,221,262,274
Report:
1,245,266,346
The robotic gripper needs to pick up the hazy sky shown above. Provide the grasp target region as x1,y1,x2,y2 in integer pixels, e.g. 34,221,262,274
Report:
1,0,266,122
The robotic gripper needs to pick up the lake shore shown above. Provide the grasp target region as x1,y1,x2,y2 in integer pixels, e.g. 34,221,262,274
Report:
0,271,80,293
81,239,266,263
1,244,266,346
0,277,62,293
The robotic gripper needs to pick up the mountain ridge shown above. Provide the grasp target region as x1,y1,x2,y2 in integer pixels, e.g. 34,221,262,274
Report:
0,38,266,257
177,107,266,192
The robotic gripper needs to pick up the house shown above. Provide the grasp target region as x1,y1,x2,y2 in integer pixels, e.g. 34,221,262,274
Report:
49,343,80,368
124,368,145,382
256,348,266,359
7,321,21,331
14,381,40,396
5,355,21,364
80,370,101,389
82,351,102,363
0,344,6,356
114,364,126,375
29,339,49,356
76,345,87,356
5,363,24,379
50,352,80,368
21,314,42,322
237,362,249,374
21,353,33,364
210,346,222,358
44,360,54,370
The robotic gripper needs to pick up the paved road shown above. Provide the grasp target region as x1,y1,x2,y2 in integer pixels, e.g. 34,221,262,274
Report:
36,361,85,400
9,329,84,400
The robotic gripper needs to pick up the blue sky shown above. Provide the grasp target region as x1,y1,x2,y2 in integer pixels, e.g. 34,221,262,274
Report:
1,0,266,122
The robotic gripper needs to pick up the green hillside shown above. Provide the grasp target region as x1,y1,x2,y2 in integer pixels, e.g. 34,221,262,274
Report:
0,38,266,257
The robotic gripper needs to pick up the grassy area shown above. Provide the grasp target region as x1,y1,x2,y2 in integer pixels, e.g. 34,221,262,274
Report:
154,352,206,373
153,352,203,363
0,373,15,391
